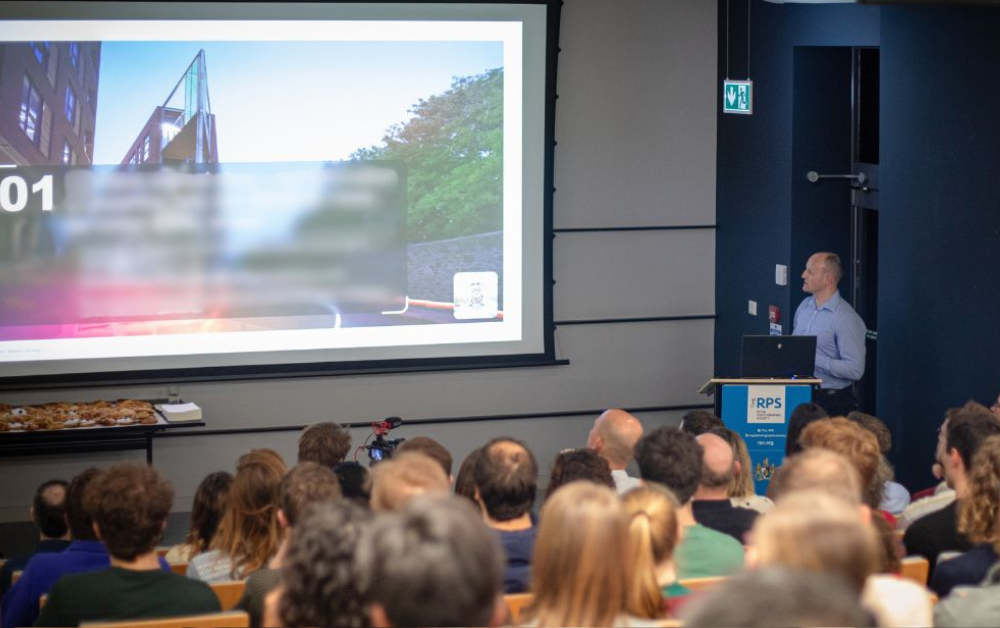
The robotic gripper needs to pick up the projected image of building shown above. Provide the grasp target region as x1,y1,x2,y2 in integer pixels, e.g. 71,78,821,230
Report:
0,42,100,166
121,49,217,166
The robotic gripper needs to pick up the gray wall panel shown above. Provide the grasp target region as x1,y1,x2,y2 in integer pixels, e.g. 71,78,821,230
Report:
554,0,717,228
554,230,716,320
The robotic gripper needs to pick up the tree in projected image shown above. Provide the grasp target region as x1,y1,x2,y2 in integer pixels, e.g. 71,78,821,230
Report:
352,68,503,243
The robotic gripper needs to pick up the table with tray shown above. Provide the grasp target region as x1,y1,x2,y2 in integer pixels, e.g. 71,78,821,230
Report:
0,401,203,464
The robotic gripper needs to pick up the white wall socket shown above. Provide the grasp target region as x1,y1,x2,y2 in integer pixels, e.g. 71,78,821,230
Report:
776,264,788,286
748,300,757,316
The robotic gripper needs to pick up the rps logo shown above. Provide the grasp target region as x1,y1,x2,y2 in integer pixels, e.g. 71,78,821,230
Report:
747,386,787,424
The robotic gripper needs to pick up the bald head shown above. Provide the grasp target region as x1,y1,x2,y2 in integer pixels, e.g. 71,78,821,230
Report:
696,433,736,491
587,409,644,469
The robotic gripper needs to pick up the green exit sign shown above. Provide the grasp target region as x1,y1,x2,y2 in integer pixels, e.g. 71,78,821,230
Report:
723,79,753,115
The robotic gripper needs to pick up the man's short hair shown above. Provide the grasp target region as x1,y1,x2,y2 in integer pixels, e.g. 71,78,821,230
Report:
544,448,615,501
357,494,504,628
32,480,68,539
682,567,874,628
946,401,1000,470
769,449,862,506
65,468,103,541
847,411,892,454
697,433,735,490
634,426,703,504
85,463,174,561
280,500,374,628
298,422,352,468
590,409,643,467
799,417,881,508
370,452,450,512
279,462,342,527
786,403,829,456
396,436,453,477
473,437,538,521
821,253,844,283
679,410,724,436
333,461,371,504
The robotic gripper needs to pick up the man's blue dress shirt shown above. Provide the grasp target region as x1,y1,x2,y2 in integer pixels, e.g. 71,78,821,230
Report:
792,290,866,390
0,541,169,628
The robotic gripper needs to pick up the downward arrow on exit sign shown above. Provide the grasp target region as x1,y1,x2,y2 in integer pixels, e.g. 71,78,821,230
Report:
723,79,753,115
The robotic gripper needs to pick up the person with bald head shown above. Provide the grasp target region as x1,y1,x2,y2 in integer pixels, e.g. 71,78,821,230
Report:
691,433,759,543
793,252,867,416
586,408,644,494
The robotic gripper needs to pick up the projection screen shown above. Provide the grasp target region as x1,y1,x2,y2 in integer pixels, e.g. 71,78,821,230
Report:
0,1,558,387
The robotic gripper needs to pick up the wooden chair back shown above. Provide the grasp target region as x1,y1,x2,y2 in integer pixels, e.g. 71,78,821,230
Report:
678,575,729,592
503,593,533,624
11,570,21,585
899,556,930,586
81,611,249,628
209,580,246,611
169,563,188,576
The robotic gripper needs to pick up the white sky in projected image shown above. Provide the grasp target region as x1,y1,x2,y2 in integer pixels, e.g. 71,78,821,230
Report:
92,41,503,165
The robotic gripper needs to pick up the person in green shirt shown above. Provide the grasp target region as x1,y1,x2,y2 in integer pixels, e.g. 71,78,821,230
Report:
634,426,745,580
36,463,220,627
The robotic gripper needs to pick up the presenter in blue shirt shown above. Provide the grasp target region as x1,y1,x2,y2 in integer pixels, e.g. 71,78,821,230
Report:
792,252,867,416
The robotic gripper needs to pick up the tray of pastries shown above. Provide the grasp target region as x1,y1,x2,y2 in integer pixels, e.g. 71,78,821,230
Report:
0,399,162,433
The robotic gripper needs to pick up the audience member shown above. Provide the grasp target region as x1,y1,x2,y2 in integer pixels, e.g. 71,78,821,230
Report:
750,491,879,594
785,402,828,456
395,436,454,481
0,480,69,596
769,448,864,507
164,471,233,564
682,567,875,628
1,468,123,628
678,410,723,436
634,426,744,579
991,388,1000,421
473,437,539,594
621,484,686,619
369,451,449,512
691,432,758,542
525,482,645,627
544,448,615,501
904,402,1000,575
935,563,1000,627
333,461,371,504
35,464,219,627
298,422,352,468
235,462,342,627
799,417,885,516
454,446,485,505
356,495,506,628
848,411,911,514
188,448,287,582
586,408,644,493
275,501,373,628
769,449,902,576
710,427,774,513
931,434,1000,597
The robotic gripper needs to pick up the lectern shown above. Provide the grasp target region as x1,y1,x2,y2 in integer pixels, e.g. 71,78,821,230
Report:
700,378,821,494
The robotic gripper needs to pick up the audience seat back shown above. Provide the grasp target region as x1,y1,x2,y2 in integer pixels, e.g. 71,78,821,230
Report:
80,611,249,628
169,563,188,576
209,580,246,611
504,593,533,624
678,575,729,592
899,556,930,586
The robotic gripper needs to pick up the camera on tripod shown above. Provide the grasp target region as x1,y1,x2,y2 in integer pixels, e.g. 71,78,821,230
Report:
365,416,405,464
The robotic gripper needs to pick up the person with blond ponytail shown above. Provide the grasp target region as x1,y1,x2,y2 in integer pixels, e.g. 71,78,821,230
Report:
522,482,657,627
622,485,690,620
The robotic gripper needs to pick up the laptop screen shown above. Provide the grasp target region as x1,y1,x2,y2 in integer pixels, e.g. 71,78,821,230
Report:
740,335,817,378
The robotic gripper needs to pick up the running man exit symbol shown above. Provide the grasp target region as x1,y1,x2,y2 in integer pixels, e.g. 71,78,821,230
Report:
723,79,753,115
